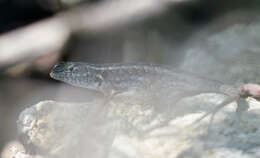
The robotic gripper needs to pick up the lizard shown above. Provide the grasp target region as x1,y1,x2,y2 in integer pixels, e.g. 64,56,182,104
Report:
49,61,260,127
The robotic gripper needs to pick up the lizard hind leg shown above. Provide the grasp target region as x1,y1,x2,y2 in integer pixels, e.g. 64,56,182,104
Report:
193,97,236,131
235,97,256,132
236,97,249,123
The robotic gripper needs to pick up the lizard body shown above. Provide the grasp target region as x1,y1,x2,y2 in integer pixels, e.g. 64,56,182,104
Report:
50,62,236,97
50,62,260,126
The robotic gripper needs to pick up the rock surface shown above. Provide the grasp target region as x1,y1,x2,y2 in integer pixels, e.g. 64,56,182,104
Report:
16,93,260,158
180,20,260,84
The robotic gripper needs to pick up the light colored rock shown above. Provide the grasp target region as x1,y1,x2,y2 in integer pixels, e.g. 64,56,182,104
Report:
17,100,116,158
180,21,260,84
17,94,260,158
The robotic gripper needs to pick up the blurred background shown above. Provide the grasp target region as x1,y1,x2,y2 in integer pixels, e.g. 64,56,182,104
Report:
1,0,260,157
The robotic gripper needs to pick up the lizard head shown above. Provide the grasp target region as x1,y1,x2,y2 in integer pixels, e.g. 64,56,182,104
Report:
50,61,104,89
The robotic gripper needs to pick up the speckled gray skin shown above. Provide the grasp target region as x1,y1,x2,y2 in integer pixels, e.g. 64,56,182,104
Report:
49,62,235,96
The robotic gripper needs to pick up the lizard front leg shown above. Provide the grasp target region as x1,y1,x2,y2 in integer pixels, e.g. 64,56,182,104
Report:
101,89,124,105
234,97,258,132
236,97,249,123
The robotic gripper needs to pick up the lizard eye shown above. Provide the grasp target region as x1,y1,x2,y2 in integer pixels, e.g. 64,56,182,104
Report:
52,62,66,73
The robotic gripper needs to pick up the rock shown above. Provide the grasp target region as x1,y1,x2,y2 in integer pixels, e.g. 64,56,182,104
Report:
16,94,260,158
17,100,115,158
180,19,260,84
